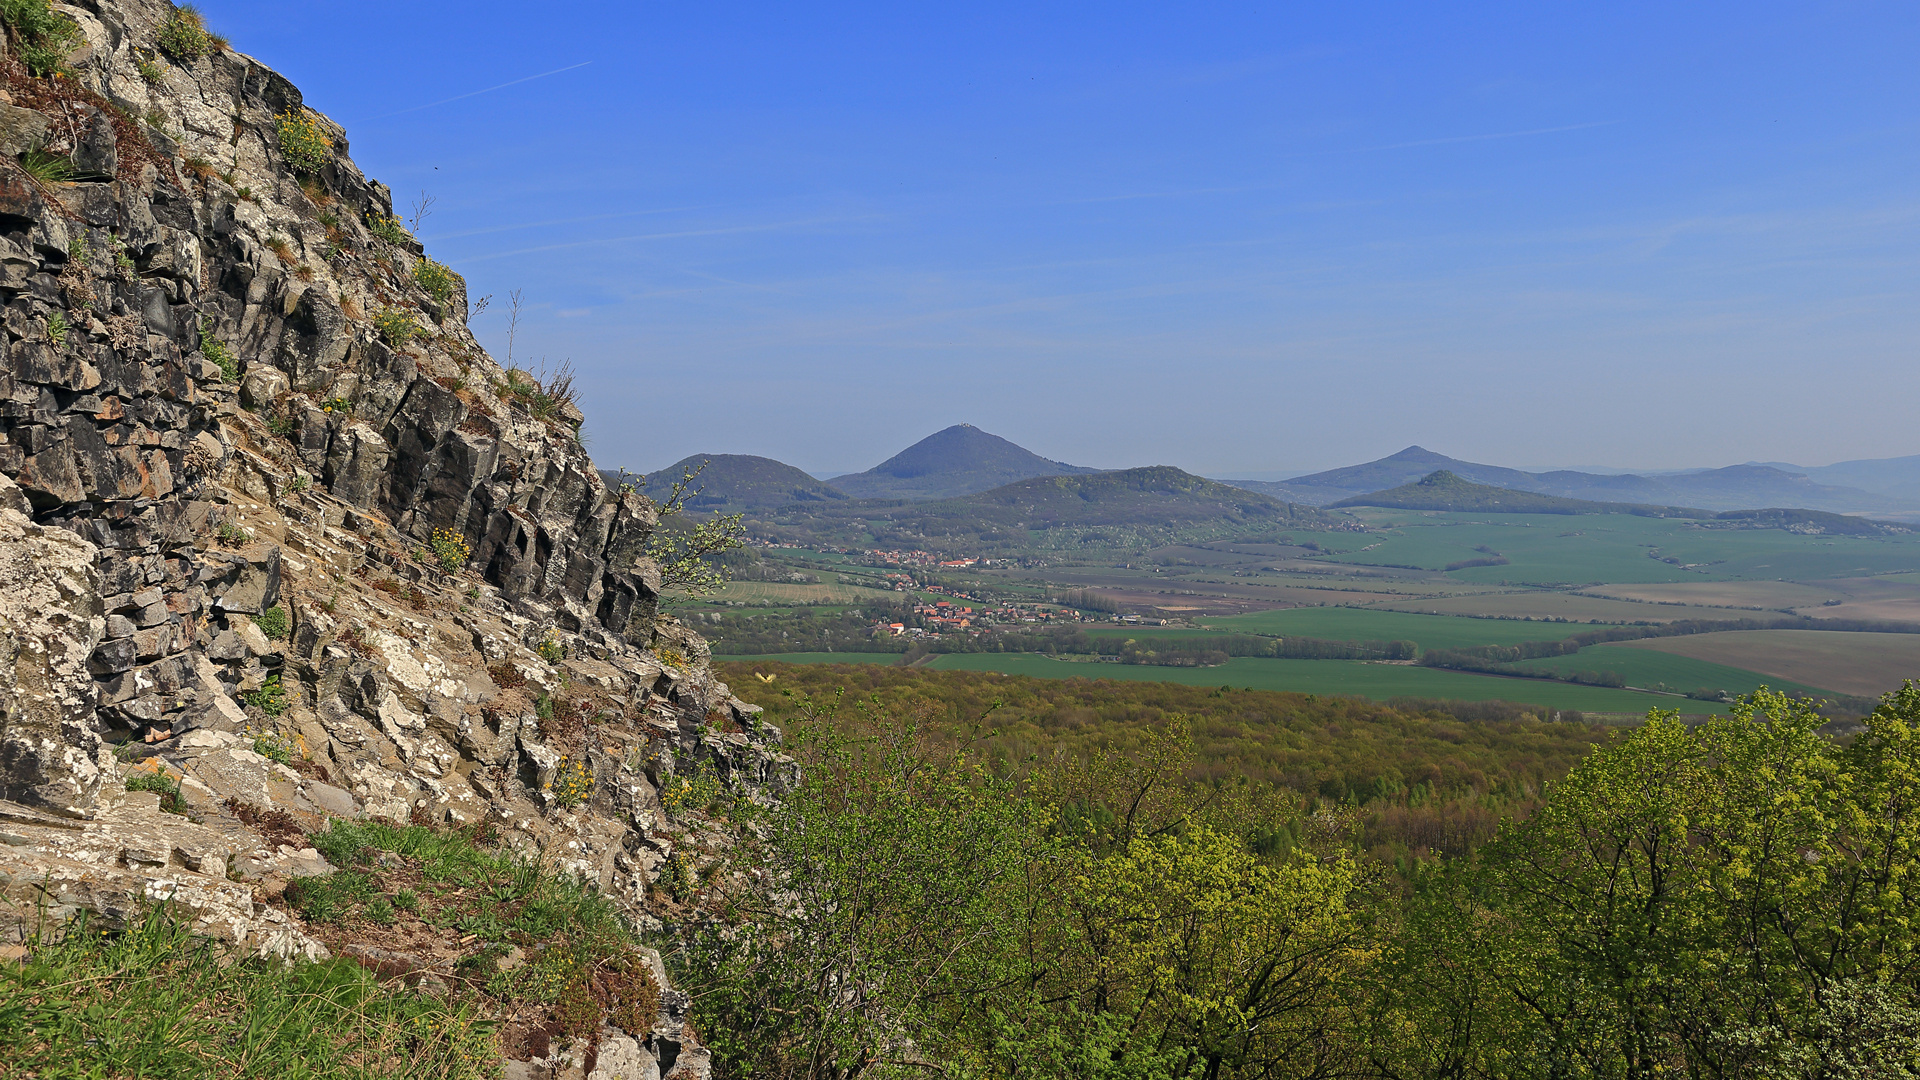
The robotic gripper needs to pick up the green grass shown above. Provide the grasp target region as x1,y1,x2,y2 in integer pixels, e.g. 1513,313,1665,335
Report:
1330,511,1920,585
720,649,1708,713
1509,646,1836,698
1195,607,1615,650
0,907,497,1077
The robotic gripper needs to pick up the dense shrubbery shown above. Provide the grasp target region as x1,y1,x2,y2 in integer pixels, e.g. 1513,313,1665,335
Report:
672,684,1920,1077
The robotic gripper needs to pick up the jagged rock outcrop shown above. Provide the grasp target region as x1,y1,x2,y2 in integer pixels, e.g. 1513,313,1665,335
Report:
0,3,783,1075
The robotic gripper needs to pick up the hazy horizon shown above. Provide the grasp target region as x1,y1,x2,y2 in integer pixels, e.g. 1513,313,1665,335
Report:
203,1,1920,479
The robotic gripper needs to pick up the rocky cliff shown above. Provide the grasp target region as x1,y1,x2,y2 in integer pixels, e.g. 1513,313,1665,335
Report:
0,3,779,1076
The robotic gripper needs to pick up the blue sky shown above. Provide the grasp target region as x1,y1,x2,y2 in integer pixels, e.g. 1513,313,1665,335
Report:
202,1,1920,478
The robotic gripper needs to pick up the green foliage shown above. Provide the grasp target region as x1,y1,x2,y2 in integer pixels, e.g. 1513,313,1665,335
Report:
366,212,410,245
135,51,167,84
154,4,213,62
242,674,288,716
372,305,417,347
0,0,83,77
16,148,72,184
275,109,331,175
248,725,295,763
670,710,1365,1077
213,519,248,545
198,319,237,381
546,756,591,809
492,362,579,425
0,907,498,1078
427,526,470,572
43,309,65,348
413,256,459,303
645,461,748,597
535,632,565,665
255,605,290,640
124,769,188,815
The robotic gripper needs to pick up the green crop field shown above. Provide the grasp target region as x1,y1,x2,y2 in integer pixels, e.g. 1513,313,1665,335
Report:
915,654,1705,713
1509,648,1834,698
1327,512,1920,585
1194,607,1611,651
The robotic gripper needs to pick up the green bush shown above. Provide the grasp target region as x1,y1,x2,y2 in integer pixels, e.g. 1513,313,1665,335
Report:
242,674,288,716
367,213,410,245
255,605,290,640
0,0,84,78
44,310,65,348
124,769,188,816
413,256,459,303
275,109,331,175
154,3,212,62
372,305,417,347
17,148,72,184
198,319,237,381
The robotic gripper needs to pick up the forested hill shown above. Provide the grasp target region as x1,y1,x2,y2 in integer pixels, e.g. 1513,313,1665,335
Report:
745,465,1349,551
1336,471,1908,535
826,423,1099,500
605,453,847,510
1332,470,1708,516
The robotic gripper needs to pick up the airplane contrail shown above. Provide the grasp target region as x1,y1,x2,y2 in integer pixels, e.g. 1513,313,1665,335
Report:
358,61,593,122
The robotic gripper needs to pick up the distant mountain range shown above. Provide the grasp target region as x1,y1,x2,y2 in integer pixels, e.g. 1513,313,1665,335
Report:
1225,445,1920,518
615,430,1920,528
1336,470,1903,536
825,424,1100,500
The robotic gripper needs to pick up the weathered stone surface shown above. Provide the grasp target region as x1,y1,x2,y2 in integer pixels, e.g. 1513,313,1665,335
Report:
0,103,50,157
0,508,112,814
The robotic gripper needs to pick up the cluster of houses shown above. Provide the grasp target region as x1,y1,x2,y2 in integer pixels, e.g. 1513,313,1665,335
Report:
875,599,1106,638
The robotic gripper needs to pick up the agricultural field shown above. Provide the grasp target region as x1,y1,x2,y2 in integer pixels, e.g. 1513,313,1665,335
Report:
1582,580,1845,611
687,581,876,605
1366,591,1735,623
1510,647,1834,699
1603,630,1920,698
917,653,1710,715
1327,510,1920,585
1194,607,1616,651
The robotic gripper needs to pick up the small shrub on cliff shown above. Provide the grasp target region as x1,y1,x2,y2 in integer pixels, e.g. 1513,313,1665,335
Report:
275,109,331,175
372,305,417,348
44,310,66,348
248,725,295,763
535,632,565,665
243,675,288,717
198,319,237,381
155,4,214,62
135,50,167,84
1,0,84,78
547,756,592,809
413,256,459,303
427,526,470,572
653,645,688,670
124,769,188,815
255,605,290,640
367,212,409,245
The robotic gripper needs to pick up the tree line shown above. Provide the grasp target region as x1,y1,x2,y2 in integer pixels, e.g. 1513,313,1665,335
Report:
664,685,1920,1078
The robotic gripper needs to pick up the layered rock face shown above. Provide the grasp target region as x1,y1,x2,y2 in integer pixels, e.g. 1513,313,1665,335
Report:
0,3,776,1075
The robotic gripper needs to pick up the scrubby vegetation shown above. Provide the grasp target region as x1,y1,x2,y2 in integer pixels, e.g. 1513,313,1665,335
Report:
668,683,1920,1077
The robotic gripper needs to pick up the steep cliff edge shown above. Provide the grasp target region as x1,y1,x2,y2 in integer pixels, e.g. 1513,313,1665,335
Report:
0,3,775,1075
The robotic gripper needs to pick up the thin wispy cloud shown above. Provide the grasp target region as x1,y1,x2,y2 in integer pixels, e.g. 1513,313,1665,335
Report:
357,61,592,122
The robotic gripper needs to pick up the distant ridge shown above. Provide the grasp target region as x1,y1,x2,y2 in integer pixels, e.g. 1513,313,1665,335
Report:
1335,470,1905,535
827,424,1099,501
1226,445,1920,516
601,454,846,511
